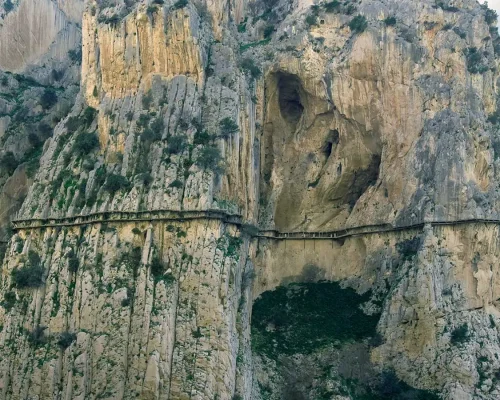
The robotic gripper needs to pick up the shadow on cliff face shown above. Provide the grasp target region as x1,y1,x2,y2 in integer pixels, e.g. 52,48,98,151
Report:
251,280,439,399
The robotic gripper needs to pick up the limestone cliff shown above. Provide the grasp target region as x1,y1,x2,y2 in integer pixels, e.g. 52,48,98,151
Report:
1,0,500,399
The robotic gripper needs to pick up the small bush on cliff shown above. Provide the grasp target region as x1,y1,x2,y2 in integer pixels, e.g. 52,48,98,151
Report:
166,135,187,155
396,237,422,261
73,132,99,155
12,253,45,289
57,332,77,349
68,251,79,273
173,0,188,9
1,291,16,311
81,106,97,127
349,15,368,33
4,0,13,13
323,0,340,13
465,47,490,74
241,58,261,79
196,145,224,173
384,16,396,26
219,117,239,139
40,88,58,109
482,3,498,25
104,174,131,194
28,326,47,347
451,324,469,345
68,48,82,63
0,151,19,174
305,14,318,27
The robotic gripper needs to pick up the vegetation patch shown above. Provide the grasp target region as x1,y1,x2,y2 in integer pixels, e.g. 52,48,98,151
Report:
57,332,77,349
251,281,380,359
12,251,44,289
451,324,469,345
465,47,490,74
349,15,368,33
73,132,99,155
104,174,130,194
396,237,422,261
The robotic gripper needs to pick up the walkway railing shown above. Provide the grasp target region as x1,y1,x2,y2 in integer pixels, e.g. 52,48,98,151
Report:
10,210,500,241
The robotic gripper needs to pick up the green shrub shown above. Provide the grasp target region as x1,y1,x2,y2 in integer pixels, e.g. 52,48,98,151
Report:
396,237,421,261
465,47,489,74
73,132,99,155
126,111,134,121
150,255,166,279
173,0,188,9
219,117,239,139
196,145,224,172
384,16,396,26
305,14,317,27
68,48,82,63
98,13,122,25
150,116,165,134
68,251,79,273
451,324,469,345
1,291,16,311
12,259,45,289
28,326,47,347
65,116,80,132
238,22,247,32
263,24,274,38
483,4,498,25
0,151,18,174
137,113,152,128
57,332,77,349
105,174,131,194
140,128,161,142
153,0,164,3
142,92,153,109
194,130,212,145
323,0,340,12
132,227,142,235
4,0,14,12
1,76,8,86
137,172,153,186
241,58,261,79
349,15,368,33
166,135,187,154
81,106,97,127
40,88,58,109
169,179,183,188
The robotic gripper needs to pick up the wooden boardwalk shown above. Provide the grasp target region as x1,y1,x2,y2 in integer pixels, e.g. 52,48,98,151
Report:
10,209,500,241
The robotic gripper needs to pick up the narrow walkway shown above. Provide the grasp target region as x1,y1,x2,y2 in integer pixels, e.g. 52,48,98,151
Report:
10,209,500,241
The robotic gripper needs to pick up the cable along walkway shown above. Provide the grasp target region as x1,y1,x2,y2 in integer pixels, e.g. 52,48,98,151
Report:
10,209,500,241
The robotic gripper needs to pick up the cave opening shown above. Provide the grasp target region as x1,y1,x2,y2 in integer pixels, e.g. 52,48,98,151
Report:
277,73,304,128
323,129,340,158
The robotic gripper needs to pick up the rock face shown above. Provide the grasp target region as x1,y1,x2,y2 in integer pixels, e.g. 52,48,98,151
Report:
0,0,83,72
1,0,500,399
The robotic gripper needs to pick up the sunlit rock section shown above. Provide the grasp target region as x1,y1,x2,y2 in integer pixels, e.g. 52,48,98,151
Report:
0,220,253,400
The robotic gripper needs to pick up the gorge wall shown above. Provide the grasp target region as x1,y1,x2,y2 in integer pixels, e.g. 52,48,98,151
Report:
1,0,500,399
